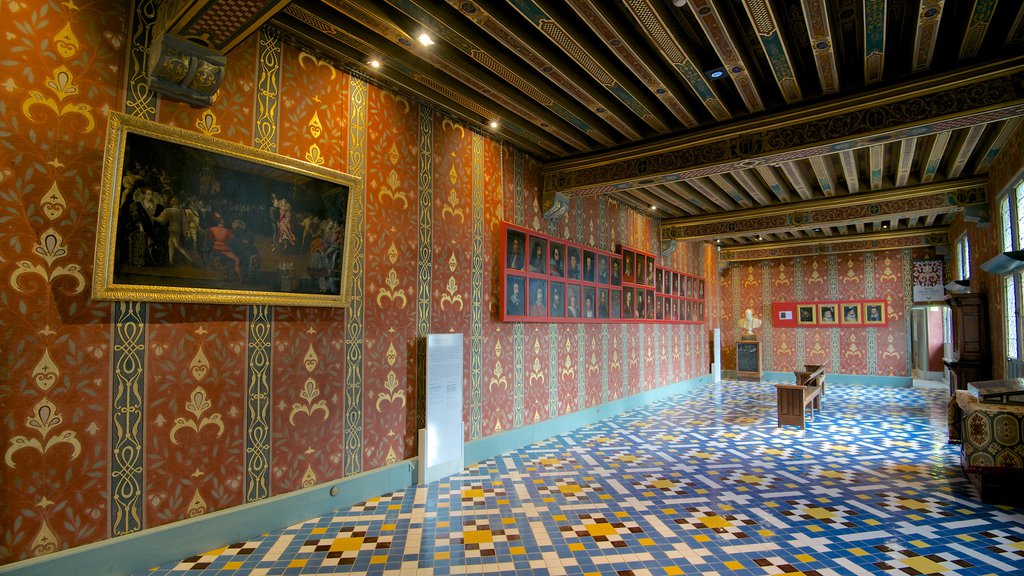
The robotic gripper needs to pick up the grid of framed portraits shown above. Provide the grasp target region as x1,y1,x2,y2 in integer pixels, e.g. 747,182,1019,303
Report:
772,300,887,327
500,222,705,324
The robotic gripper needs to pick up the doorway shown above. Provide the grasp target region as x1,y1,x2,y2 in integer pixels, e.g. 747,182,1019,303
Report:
910,305,949,382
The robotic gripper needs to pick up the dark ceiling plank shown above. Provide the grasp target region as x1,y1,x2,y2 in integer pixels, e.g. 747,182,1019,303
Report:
753,165,794,202
974,117,1023,173
959,0,998,60
740,0,803,104
645,184,703,215
864,0,886,84
163,0,293,53
912,0,947,73
680,178,738,210
1008,3,1024,45
386,0,622,148
732,169,775,205
542,58,1024,196
947,124,986,179
779,160,815,201
894,138,917,188
801,0,840,94
708,173,756,207
685,0,766,113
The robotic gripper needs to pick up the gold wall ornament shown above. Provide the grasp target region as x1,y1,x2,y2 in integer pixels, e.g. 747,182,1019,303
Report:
375,371,406,411
488,359,508,392
10,227,86,294
387,243,399,265
448,252,458,273
443,187,465,223
305,143,324,165
844,334,863,358
23,65,95,132
187,488,207,517
882,334,901,359
308,111,323,138
529,354,545,389
304,344,319,372
441,276,464,310
291,378,329,423
5,398,82,467
40,182,66,220
775,262,790,285
807,260,824,284
302,463,317,487
32,349,60,391
743,264,758,287
298,51,337,79
880,257,898,282
55,22,80,58
385,446,398,466
379,170,408,209
386,342,398,367
560,335,576,381
195,110,220,136
842,258,862,283
376,269,408,308
189,346,210,382
169,386,224,444
30,517,59,557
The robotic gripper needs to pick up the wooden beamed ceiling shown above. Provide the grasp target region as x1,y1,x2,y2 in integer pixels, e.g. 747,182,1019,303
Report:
161,0,1024,250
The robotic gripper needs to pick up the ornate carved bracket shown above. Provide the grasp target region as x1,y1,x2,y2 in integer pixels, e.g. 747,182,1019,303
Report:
147,33,226,107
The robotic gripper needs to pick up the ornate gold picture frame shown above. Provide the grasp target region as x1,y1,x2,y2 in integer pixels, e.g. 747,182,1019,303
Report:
93,112,361,307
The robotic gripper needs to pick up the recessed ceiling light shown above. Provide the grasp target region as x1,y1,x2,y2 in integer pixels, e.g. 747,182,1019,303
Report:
368,59,381,69
417,33,435,46
756,234,763,241
489,120,498,129
673,0,687,6
882,223,889,229
705,67,726,80
650,205,657,210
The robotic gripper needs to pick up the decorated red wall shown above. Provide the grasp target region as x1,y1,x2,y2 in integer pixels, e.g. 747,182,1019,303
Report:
0,0,710,565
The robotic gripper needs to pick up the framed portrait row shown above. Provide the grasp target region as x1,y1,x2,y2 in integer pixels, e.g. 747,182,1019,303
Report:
771,300,887,328
501,222,706,324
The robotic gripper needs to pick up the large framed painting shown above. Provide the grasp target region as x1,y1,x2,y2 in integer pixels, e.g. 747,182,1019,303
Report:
93,113,361,307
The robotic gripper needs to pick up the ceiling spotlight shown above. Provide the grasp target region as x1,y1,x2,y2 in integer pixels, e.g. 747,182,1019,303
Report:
705,67,726,80
650,204,657,210
813,227,822,232
715,238,721,243
417,33,435,46
489,120,498,129
368,59,381,69
882,223,889,229
673,0,687,5
755,234,763,241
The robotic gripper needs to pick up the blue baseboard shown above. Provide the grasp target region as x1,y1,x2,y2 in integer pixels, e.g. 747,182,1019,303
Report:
0,374,712,576
732,370,912,388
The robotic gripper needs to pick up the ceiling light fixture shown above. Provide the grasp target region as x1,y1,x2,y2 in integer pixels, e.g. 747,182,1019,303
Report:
417,33,435,46
705,67,726,80
673,0,687,6
756,234,763,241
882,223,889,229
368,59,381,69
650,204,657,210
489,120,498,129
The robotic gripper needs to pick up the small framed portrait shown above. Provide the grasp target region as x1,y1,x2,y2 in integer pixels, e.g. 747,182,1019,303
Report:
841,303,861,325
864,302,886,325
698,279,705,300
583,286,597,319
684,300,693,321
818,303,838,325
646,258,655,287
598,287,609,318
549,242,565,277
549,281,565,318
673,272,680,296
645,289,655,319
778,310,793,321
671,299,679,321
528,278,547,317
598,254,610,284
528,237,547,275
622,251,635,283
797,304,816,325
566,246,581,280
656,296,664,320
504,274,526,317
634,287,645,319
583,250,596,283
566,284,581,318
698,302,705,321
610,289,621,319
622,286,634,318
656,268,664,293
506,229,526,271
636,255,646,285
610,257,622,286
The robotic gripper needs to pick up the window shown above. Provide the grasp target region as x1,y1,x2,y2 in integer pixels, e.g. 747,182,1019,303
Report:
955,234,971,281
998,181,1024,361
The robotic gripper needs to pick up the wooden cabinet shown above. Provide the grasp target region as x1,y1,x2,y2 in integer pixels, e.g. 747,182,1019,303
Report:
736,340,761,381
945,293,990,395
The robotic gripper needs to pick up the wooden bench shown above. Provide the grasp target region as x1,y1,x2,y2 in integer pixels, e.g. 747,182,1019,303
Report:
775,364,826,429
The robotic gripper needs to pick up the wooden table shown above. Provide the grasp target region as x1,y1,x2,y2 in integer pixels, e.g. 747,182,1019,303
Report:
967,378,1024,404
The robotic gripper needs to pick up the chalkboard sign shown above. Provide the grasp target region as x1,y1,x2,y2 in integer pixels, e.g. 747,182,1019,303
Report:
737,341,760,375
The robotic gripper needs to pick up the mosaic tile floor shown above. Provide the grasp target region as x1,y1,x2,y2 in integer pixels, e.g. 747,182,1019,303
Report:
143,380,1024,575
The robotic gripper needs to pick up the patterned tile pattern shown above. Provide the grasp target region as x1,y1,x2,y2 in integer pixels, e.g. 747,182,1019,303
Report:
142,380,1024,575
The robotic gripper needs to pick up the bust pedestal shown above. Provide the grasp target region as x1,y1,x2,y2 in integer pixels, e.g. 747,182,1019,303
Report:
736,335,761,381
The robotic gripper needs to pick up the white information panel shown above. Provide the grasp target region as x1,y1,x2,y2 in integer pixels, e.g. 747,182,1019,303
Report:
418,333,464,485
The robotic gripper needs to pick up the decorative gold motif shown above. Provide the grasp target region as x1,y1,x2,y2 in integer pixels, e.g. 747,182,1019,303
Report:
610,335,621,370
880,257,897,282
55,22,79,58
302,463,317,487
189,346,210,382
5,398,82,467
387,243,399,265
443,186,465,223
844,334,863,358
291,378,329,423
187,488,207,517
807,333,827,358
305,143,325,165
23,65,94,132
774,262,790,285
379,169,408,209
743,265,757,287
489,359,508,392
10,227,85,293
561,336,576,381
298,51,337,79
40,182,66,220
386,343,398,367
807,260,824,284
441,276,464,310
195,110,220,137
308,111,323,138
882,333,901,359
169,386,224,444
375,371,406,411
32,349,60,391
842,258,862,283
529,338,545,388
30,517,58,557
376,269,408,308
304,344,319,372
448,252,458,273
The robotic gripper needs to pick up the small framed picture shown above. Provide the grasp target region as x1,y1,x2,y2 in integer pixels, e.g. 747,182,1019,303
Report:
645,289,655,319
528,278,547,317
504,274,526,317
818,303,838,325
528,237,547,275
797,304,816,325
550,282,565,318
610,289,621,319
622,251,635,284
778,310,793,321
611,257,621,286
566,246,582,280
656,268,664,293
506,229,526,271
622,287,634,318
635,287,645,319
566,284,581,318
583,250,596,283
841,303,861,325
646,258,655,287
549,242,566,277
598,287,609,318
583,286,597,318
635,255,646,285
864,302,886,325
598,254,610,284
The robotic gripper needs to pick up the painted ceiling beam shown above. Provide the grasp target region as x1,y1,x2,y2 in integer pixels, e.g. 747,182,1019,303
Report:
837,150,859,194
685,178,738,210
543,57,1024,197
864,0,887,85
869,144,885,191
960,0,998,60
709,174,754,207
895,138,917,188
733,169,775,205
912,0,946,73
809,155,837,197
754,165,793,202
947,124,987,179
919,130,951,183
742,0,802,104
974,118,1023,173
161,0,292,53
719,228,951,262
685,0,765,113
780,161,814,201
801,0,839,94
